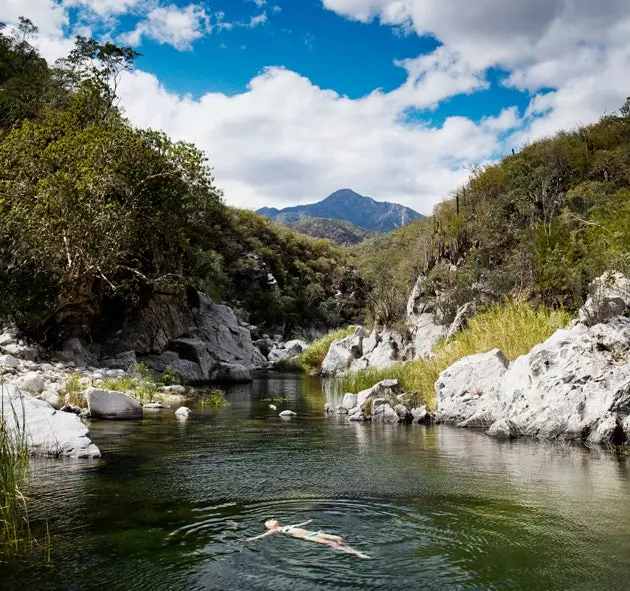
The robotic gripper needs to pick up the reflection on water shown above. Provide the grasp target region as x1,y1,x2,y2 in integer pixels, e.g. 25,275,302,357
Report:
2,374,630,591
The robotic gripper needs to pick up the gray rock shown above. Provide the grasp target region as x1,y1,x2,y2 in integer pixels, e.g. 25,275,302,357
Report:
410,313,447,359
411,405,432,425
154,392,188,408
324,403,334,413
85,387,143,420
341,392,358,410
267,341,307,365
159,385,186,394
486,419,514,440
100,351,138,371
18,372,46,394
321,328,365,376
335,405,348,414
0,355,19,368
368,336,399,370
321,336,356,376
435,349,510,427
372,400,401,423
39,390,61,410
362,328,381,357
254,337,275,357
279,410,297,417
394,403,412,422
112,291,266,382
143,402,166,410
436,317,630,445
1,385,100,458
212,362,252,383
175,406,191,419
56,338,97,368
356,379,402,410
579,271,630,326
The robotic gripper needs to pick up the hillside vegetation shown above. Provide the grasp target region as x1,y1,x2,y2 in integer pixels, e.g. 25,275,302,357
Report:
286,217,375,246
353,99,630,325
0,20,364,343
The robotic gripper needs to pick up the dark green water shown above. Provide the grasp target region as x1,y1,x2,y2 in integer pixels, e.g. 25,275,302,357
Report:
3,374,630,590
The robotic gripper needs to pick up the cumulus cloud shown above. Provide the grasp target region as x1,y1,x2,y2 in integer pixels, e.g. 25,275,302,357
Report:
117,66,507,213
323,0,630,141
119,4,211,50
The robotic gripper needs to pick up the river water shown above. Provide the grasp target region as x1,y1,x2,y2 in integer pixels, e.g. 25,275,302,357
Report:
3,374,630,590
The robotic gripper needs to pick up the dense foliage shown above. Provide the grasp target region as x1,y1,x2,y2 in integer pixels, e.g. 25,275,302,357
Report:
354,99,630,324
0,21,364,342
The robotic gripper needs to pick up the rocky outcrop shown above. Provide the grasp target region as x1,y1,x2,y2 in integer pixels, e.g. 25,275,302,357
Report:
110,291,266,382
267,339,308,366
212,362,252,383
578,271,630,326
406,275,448,359
436,316,630,445
85,387,143,420
1,384,100,458
328,379,428,424
321,327,365,376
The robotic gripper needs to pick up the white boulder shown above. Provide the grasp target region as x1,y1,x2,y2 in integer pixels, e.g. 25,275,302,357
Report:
436,317,630,445
175,406,192,419
1,385,100,458
18,371,46,394
0,355,19,368
85,387,143,420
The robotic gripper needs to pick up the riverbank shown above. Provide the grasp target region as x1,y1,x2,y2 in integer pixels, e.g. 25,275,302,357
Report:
316,272,630,448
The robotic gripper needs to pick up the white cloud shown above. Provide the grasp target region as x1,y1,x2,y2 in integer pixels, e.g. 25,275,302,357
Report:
63,0,145,18
119,3,211,50
117,66,506,213
323,0,630,145
1,0,68,36
247,12,267,28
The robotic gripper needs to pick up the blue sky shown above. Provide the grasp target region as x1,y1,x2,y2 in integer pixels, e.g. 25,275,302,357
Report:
4,0,630,213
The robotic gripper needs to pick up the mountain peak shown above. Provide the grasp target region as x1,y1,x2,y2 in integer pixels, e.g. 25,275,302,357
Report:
257,189,424,235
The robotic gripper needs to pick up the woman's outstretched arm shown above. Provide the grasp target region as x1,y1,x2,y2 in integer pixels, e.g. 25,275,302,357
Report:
288,519,313,528
245,530,278,542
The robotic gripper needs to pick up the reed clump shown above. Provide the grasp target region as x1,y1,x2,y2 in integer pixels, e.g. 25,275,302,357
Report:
0,383,32,556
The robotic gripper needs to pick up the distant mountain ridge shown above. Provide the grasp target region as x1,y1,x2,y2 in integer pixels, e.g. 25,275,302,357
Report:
257,189,424,234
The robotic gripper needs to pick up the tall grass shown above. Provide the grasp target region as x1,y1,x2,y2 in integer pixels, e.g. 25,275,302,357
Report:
341,300,571,408
0,383,32,556
297,327,355,374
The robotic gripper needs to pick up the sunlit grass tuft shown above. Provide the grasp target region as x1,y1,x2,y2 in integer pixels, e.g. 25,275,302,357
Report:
341,300,571,409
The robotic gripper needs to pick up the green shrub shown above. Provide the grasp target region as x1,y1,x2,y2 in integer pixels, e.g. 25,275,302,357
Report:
297,327,355,374
60,373,85,407
341,300,570,408
199,389,228,408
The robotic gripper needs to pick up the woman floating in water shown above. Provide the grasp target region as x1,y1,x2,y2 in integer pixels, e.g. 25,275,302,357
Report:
246,519,371,559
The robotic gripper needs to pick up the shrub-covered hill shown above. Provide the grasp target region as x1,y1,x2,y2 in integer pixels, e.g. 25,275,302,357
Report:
0,21,365,343
352,99,630,326
285,217,376,246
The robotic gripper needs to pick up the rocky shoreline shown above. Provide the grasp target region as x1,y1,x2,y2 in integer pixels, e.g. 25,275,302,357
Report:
325,271,630,448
